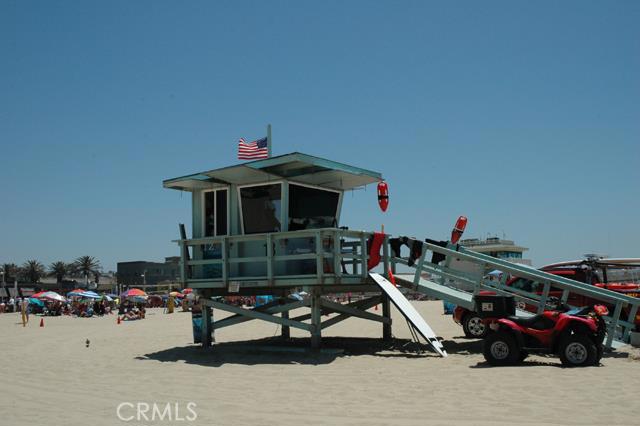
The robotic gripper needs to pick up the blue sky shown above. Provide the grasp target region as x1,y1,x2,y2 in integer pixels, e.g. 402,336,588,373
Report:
1,1,639,271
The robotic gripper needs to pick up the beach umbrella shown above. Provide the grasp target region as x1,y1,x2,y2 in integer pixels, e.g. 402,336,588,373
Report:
78,291,101,299
28,297,44,307
121,288,147,298
169,291,184,298
41,291,66,302
67,289,86,297
32,291,48,299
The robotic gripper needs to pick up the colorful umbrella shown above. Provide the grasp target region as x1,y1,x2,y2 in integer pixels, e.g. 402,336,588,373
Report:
121,288,147,298
41,291,66,302
182,288,193,294
32,291,48,299
28,297,44,307
78,291,101,299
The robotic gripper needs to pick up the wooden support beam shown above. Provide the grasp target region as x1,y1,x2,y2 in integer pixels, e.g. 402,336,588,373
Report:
201,304,212,348
311,291,322,349
623,304,638,341
281,310,290,339
212,299,308,330
382,293,392,341
289,296,381,323
207,300,314,332
606,301,624,349
320,296,383,330
320,298,390,325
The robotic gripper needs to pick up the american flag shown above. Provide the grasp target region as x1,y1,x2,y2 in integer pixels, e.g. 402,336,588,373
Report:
238,137,269,160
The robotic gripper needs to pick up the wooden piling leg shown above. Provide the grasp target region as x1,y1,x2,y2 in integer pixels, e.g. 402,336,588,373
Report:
310,291,322,349
201,303,213,348
382,293,392,342
281,310,291,340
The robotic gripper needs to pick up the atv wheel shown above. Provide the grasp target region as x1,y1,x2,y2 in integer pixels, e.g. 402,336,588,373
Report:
483,331,521,366
463,313,488,338
558,333,598,367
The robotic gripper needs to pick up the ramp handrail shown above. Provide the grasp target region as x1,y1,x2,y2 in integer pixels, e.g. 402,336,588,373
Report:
390,237,640,348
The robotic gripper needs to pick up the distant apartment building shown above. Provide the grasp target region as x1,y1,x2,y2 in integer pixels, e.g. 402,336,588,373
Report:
460,237,532,266
117,257,180,289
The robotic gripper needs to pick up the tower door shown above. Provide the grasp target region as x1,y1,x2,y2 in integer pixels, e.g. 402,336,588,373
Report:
203,189,228,237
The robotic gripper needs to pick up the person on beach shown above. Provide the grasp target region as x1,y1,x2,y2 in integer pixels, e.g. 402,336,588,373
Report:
20,298,28,326
167,295,174,314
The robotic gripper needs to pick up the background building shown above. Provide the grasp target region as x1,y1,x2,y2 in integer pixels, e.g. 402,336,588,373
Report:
460,237,531,266
117,257,180,291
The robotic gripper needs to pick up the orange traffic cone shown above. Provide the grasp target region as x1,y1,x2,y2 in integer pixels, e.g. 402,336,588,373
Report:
39,318,44,327
117,316,121,325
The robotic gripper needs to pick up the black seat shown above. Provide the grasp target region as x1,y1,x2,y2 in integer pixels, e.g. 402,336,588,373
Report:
507,314,555,330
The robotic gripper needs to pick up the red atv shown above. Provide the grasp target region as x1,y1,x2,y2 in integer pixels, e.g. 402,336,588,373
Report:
483,304,609,367
453,260,640,338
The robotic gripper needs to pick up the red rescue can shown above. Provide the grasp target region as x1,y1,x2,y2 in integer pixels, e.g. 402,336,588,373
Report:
377,181,389,212
451,216,468,244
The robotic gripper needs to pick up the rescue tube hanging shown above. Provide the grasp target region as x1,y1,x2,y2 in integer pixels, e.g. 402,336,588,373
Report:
377,181,389,212
450,216,468,244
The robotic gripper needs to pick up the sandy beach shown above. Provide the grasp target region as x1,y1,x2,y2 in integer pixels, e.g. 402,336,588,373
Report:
1,301,638,426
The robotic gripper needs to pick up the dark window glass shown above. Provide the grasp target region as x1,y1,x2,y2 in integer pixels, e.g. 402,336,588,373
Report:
240,184,282,234
204,191,215,237
288,184,339,231
204,189,228,237
216,190,228,236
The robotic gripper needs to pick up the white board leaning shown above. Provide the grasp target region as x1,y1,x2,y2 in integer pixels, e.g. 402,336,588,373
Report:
369,273,447,357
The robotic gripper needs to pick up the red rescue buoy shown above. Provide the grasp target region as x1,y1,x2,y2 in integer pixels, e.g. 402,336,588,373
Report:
377,181,389,212
451,216,468,244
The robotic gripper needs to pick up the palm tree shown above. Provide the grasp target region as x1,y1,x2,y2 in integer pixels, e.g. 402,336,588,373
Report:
72,256,101,285
2,263,19,283
49,261,69,284
20,260,45,284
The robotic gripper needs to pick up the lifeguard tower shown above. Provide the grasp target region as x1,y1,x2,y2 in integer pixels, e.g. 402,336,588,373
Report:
163,152,434,351
164,152,640,353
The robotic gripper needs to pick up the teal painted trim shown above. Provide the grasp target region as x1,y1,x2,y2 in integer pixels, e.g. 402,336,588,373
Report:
192,190,203,238
246,152,382,180
163,173,211,185
281,181,289,232
163,152,383,190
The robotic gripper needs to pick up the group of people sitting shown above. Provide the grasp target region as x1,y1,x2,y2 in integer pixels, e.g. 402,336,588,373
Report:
118,301,146,321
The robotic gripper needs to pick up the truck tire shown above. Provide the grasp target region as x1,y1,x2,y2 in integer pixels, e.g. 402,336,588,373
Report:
483,331,521,366
462,313,488,338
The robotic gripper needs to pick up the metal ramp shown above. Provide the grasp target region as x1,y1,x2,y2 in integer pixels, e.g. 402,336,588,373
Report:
388,237,640,349
369,273,447,357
